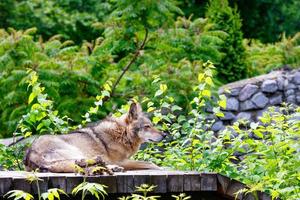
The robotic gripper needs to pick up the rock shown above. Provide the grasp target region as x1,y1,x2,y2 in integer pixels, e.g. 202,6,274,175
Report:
225,97,239,111
286,83,297,89
285,89,295,96
240,100,257,111
292,71,300,84
269,94,283,105
287,95,296,103
256,108,268,120
238,84,258,101
251,92,269,108
236,112,252,121
261,79,278,93
220,112,236,121
204,104,213,113
296,94,300,103
206,114,215,120
211,121,224,132
230,87,241,96
277,77,284,90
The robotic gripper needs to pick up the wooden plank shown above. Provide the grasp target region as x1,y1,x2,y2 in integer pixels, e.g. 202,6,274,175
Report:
133,174,150,189
217,174,231,194
86,175,117,193
244,193,256,200
0,170,273,199
225,179,246,199
48,176,67,192
12,178,31,193
31,177,49,195
65,176,84,194
167,174,183,192
258,191,272,200
201,173,217,191
183,174,201,191
116,175,134,193
0,178,12,195
149,175,167,193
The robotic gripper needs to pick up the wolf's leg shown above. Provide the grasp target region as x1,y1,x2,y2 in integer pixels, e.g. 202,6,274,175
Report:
42,159,78,173
118,160,161,170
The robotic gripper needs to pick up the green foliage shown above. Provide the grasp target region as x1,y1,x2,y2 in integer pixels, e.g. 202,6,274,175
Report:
245,32,300,76
119,184,160,200
0,0,225,138
171,193,191,200
0,143,25,170
41,188,68,200
135,66,299,199
206,0,247,82
119,184,191,200
4,182,190,200
230,105,300,199
4,190,34,200
1,1,299,199
0,28,104,137
0,0,111,43
236,0,300,43
15,71,70,138
26,172,44,200
72,182,107,200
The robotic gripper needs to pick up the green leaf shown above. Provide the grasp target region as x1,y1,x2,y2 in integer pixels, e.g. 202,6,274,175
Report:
160,84,167,92
205,77,213,86
253,130,263,138
28,93,36,104
202,90,211,97
198,73,205,82
154,90,163,97
218,99,226,109
152,116,161,124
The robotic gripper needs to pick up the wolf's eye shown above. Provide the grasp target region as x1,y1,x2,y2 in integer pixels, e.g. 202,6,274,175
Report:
144,125,151,128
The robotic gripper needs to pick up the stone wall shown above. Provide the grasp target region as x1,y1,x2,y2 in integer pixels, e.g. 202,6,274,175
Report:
211,69,300,132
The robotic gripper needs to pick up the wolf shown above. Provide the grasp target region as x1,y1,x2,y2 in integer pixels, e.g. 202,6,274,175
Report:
24,102,166,172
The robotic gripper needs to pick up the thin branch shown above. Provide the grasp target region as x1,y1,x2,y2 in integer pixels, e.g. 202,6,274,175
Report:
110,28,149,97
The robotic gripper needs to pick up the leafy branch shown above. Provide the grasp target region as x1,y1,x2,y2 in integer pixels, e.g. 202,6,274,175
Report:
111,28,149,97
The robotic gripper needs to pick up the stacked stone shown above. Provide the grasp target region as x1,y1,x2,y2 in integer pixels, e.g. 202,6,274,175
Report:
212,69,300,132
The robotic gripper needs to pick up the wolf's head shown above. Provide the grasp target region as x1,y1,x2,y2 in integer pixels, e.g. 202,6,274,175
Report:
125,102,167,143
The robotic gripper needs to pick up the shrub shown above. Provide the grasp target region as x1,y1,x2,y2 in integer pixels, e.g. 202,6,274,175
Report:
0,28,103,137
0,0,225,137
135,69,300,199
244,32,300,76
0,0,112,43
206,0,247,82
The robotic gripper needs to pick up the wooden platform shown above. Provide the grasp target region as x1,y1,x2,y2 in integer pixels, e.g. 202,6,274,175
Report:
0,170,272,200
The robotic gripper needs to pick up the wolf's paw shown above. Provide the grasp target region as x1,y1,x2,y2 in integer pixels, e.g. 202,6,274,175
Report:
94,156,106,166
107,164,124,172
38,167,50,173
75,159,88,168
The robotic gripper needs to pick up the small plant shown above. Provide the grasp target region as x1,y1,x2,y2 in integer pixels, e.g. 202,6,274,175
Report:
41,188,68,200
119,184,160,200
4,190,34,200
26,171,44,200
171,193,191,200
72,182,107,200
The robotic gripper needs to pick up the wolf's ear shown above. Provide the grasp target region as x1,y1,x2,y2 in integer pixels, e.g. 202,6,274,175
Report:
127,102,141,121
